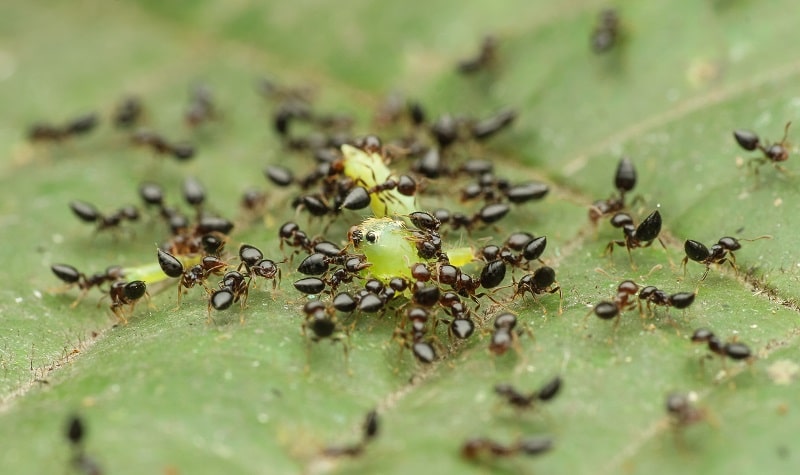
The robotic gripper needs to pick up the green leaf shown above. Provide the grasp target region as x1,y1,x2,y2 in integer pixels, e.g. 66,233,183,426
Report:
1,1,799,474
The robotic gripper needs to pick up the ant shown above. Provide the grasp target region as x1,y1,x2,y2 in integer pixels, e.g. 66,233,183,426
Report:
494,376,562,410
107,280,148,324
69,200,139,234
589,157,637,225
457,35,497,74
157,249,227,307
591,9,621,54
691,328,753,364
470,109,518,142
461,436,553,461
51,264,125,307
208,271,250,324
301,300,349,365
682,235,770,280
489,312,526,356
665,392,706,430
322,409,379,458
511,266,562,314
734,122,792,174
113,96,143,129
65,415,104,475
604,210,665,266
185,84,218,127
131,129,195,161
28,113,99,143
637,286,696,319
589,279,639,327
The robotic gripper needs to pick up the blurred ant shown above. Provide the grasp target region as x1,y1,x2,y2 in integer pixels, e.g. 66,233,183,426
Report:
322,409,379,457
665,392,707,430
113,96,143,129
589,157,637,226
605,210,666,266
301,300,349,367
69,200,139,235
65,415,104,475
682,235,771,280
734,122,792,174
132,129,195,160
691,328,753,365
494,376,562,410
591,9,621,53
184,84,218,127
471,109,518,142
51,264,125,307
489,312,527,356
510,266,562,314
107,280,148,324
457,35,497,74
28,113,98,143
461,436,553,461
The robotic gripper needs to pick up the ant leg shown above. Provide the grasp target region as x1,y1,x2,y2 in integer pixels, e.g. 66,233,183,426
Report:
700,265,711,281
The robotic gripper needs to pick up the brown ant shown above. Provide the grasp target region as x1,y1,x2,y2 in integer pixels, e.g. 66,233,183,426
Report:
28,113,98,143
604,210,665,266
589,157,637,225
591,9,621,53
457,35,497,74
734,122,792,174
131,129,195,161
51,264,125,307
322,409,379,457
494,376,562,410
69,200,139,235
682,235,770,280
691,328,753,364
107,280,148,324
461,436,553,461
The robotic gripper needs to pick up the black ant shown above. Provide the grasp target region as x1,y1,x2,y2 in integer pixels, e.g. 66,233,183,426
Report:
470,109,518,142
157,249,227,307
28,113,99,143
591,9,621,53
113,96,143,129
457,35,497,74
637,286,696,318
734,122,792,174
489,312,525,356
69,200,139,234
589,279,639,326
691,328,752,364
494,376,562,410
589,157,636,225
682,235,770,280
107,280,148,324
461,436,553,461
51,264,125,307
511,266,562,314
264,164,295,188
604,210,665,266
65,415,104,475
131,129,195,160
208,271,250,324
322,409,379,457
